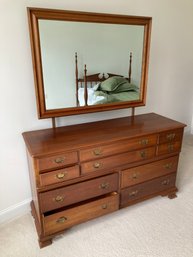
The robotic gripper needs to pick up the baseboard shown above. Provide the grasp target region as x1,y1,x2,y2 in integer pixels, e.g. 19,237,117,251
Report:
0,198,32,225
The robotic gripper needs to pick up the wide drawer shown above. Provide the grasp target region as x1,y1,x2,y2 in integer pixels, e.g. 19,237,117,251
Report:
39,173,118,213
43,193,119,235
157,141,182,156
81,147,156,175
159,129,183,144
121,173,176,207
80,134,157,162
37,151,78,172
39,165,80,187
121,156,179,188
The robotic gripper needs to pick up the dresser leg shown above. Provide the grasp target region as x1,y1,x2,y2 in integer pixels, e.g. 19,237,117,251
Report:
39,239,52,248
168,192,177,199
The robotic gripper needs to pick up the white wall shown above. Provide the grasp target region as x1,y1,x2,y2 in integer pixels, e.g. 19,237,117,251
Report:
1,0,193,223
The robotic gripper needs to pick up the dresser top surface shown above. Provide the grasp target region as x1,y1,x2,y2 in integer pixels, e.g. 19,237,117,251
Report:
23,113,186,157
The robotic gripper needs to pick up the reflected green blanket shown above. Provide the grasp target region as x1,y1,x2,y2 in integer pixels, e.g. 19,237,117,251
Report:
93,76,140,104
94,90,139,104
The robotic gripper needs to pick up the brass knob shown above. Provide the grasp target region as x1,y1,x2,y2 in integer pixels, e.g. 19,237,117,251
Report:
101,204,108,209
164,163,173,169
131,173,139,179
140,151,146,158
56,216,67,223
99,182,109,189
53,195,64,202
166,133,176,141
93,162,101,168
129,190,138,197
54,157,65,164
139,139,149,145
93,149,102,156
162,179,170,185
56,172,67,179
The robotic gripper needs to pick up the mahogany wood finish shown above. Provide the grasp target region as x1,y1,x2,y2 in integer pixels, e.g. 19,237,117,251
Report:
23,113,185,247
27,8,152,118
43,193,119,235
121,173,176,207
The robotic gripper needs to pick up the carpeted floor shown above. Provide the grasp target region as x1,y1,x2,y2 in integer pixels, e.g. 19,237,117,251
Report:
0,135,193,257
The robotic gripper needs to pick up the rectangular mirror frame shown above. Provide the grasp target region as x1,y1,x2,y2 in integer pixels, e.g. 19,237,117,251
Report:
28,7,152,118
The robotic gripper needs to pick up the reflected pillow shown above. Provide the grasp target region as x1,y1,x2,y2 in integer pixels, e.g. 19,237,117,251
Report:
110,82,139,94
99,76,138,93
99,76,127,92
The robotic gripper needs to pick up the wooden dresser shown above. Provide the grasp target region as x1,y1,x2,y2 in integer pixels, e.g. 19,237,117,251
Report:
23,113,186,247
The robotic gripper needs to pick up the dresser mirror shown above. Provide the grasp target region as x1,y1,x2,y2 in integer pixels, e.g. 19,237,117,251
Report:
28,8,152,118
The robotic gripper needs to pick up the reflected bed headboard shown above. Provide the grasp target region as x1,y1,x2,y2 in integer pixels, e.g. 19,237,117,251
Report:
75,52,133,106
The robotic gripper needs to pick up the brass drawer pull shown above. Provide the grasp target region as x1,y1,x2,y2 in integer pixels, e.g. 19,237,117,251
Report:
101,204,108,209
140,151,146,158
56,172,67,179
93,162,102,169
166,133,176,141
164,163,173,169
54,157,65,164
56,216,67,223
53,195,64,202
99,182,109,189
168,144,174,152
131,172,139,179
129,190,138,197
162,179,170,185
139,139,149,145
93,149,102,156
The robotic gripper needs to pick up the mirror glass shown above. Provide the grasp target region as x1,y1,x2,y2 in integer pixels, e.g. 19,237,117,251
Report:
28,8,151,118
39,20,144,110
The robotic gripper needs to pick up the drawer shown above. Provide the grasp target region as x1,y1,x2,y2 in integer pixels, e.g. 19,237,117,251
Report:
39,173,118,213
157,141,182,156
81,147,156,175
37,151,78,172
121,173,176,206
80,134,157,162
159,129,183,144
39,165,80,187
121,156,179,188
43,193,119,235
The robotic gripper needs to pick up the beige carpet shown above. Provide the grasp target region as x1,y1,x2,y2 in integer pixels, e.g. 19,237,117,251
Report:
0,136,193,257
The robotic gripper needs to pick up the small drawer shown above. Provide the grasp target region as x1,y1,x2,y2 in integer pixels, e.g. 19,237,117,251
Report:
81,147,156,175
39,165,80,187
39,173,118,213
121,173,176,207
79,134,157,162
121,156,179,188
37,151,78,172
157,141,182,156
159,129,183,144
43,193,119,235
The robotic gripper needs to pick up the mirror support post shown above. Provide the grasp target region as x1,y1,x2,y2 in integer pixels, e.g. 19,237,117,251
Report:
131,107,135,117
52,117,56,128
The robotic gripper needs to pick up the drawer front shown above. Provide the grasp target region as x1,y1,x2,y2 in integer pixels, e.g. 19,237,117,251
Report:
40,173,118,213
121,156,179,188
80,134,157,162
157,141,182,156
39,165,80,187
159,129,183,144
81,147,156,175
37,151,78,172
121,173,176,206
43,193,119,235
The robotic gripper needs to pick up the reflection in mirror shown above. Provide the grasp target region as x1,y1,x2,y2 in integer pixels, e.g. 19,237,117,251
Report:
39,20,144,110
28,8,152,118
